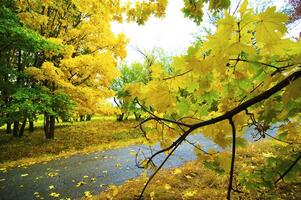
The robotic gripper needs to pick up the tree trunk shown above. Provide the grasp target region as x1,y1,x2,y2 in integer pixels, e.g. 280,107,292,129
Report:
117,113,124,121
80,115,85,121
134,112,141,121
86,115,92,121
29,121,34,132
6,122,12,134
13,121,19,137
19,117,27,137
49,116,55,139
44,113,50,139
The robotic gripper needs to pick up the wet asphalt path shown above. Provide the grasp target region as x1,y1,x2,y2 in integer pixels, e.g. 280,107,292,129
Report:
0,134,219,200
0,125,278,200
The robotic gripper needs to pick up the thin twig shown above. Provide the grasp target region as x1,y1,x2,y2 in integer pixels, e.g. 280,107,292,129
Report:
162,69,192,80
265,132,294,145
136,101,192,128
138,128,193,199
274,154,301,184
227,118,237,200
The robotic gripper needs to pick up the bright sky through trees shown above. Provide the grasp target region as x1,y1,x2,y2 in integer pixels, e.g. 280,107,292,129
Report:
112,0,300,63
112,1,199,62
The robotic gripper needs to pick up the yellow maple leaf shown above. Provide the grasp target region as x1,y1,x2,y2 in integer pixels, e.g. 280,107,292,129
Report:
49,192,60,198
183,189,197,198
173,168,182,175
239,0,249,16
256,7,288,44
21,173,29,177
164,184,171,190
84,191,93,198
76,181,86,187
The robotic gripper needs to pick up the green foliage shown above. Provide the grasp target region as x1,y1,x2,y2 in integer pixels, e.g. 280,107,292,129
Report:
182,0,230,24
1,87,74,127
0,5,59,52
112,49,172,120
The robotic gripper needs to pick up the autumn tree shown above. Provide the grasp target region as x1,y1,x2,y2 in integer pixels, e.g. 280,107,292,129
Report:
123,0,301,199
14,0,168,138
0,0,60,136
14,0,112,137
112,48,172,121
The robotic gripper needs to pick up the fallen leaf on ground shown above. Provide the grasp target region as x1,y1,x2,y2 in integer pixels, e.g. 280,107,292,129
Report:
164,184,171,190
173,168,182,175
184,175,192,179
183,189,197,198
47,172,58,177
84,191,93,198
76,181,86,187
21,173,29,177
49,192,60,198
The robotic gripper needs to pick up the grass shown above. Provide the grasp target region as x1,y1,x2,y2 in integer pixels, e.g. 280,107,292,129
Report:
0,117,144,168
91,141,301,200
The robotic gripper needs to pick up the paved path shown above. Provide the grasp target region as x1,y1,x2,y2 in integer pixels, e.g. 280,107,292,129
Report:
0,134,218,200
0,126,277,200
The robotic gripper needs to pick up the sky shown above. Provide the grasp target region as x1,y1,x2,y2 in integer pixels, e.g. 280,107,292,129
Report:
112,0,301,63
111,1,199,62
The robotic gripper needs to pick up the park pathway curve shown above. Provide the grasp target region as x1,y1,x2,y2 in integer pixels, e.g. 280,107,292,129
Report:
0,134,219,200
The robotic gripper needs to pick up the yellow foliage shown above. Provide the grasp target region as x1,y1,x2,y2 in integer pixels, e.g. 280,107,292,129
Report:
16,0,134,116
256,7,288,44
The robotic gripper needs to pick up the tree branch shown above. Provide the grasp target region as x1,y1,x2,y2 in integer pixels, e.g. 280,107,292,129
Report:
229,58,294,72
137,70,301,199
227,117,236,200
162,69,192,80
191,70,301,130
274,154,301,184
138,128,193,199
136,101,192,128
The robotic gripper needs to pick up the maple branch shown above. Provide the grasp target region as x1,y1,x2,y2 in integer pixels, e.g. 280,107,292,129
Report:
135,48,154,67
264,132,294,145
137,70,301,199
113,97,121,108
184,138,212,155
191,70,301,130
238,80,265,104
138,127,193,200
227,117,236,200
274,153,301,184
173,120,213,155
136,101,192,128
145,127,194,166
73,74,91,86
162,69,192,80
229,58,294,72
232,0,242,15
